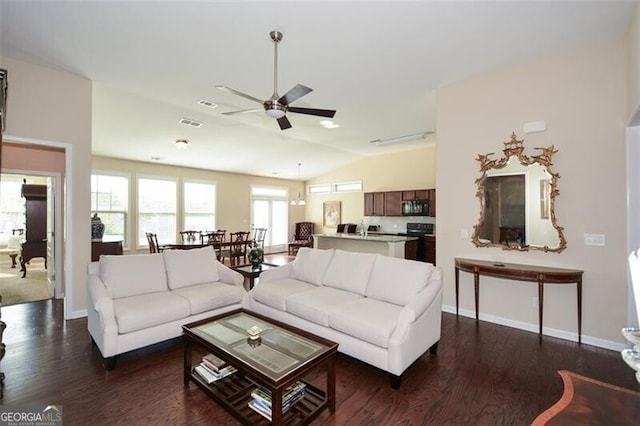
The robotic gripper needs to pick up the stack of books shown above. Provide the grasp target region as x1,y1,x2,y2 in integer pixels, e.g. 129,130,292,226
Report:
194,353,237,384
248,381,307,421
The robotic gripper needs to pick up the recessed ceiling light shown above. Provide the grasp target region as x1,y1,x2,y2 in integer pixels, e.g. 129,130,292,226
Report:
175,139,189,149
197,99,218,109
320,120,339,129
320,120,333,126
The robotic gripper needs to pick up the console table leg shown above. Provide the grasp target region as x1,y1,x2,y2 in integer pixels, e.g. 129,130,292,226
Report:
538,274,544,340
455,266,460,316
577,278,582,344
473,268,480,323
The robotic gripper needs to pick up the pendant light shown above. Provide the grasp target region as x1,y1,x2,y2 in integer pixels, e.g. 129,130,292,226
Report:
291,162,306,206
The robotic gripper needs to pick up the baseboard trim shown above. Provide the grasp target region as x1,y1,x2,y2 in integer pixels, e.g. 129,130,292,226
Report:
442,304,626,352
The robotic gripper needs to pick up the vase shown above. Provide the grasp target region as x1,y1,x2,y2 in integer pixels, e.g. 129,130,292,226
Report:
91,213,105,242
248,242,264,268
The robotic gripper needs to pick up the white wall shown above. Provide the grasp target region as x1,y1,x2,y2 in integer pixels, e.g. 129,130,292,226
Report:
437,38,627,347
628,3,640,126
1,55,92,318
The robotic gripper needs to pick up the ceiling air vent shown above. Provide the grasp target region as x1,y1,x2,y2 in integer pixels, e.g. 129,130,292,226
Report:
179,118,203,128
197,99,218,109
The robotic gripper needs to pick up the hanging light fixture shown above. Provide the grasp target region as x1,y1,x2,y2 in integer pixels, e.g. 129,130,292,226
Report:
291,162,306,206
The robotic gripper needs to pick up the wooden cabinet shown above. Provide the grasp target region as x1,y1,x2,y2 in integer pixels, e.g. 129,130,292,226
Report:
20,184,47,277
424,235,436,265
404,239,418,261
384,191,403,216
364,188,436,217
364,192,386,216
402,190,428,200
91,241,124,262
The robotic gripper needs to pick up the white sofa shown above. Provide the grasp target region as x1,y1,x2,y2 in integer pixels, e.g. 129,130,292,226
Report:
244,247,443,388
87,246,244,369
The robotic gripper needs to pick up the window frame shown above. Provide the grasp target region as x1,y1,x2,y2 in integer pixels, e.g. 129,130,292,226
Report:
137,174,178,248
91,170,131,248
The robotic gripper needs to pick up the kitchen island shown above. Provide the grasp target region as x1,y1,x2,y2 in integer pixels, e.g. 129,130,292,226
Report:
313,233,418,259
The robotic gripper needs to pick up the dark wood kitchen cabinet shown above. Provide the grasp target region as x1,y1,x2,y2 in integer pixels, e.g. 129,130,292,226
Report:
424,235,436,265
426,189,436,217
364,192,386,216
402,190,428,200
384,191,403,216
404,239,418,261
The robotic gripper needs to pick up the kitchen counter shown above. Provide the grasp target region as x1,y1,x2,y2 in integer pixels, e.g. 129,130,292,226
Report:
313,233,417,258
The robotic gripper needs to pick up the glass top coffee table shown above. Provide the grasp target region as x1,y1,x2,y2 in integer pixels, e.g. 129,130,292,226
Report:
182,309,338,424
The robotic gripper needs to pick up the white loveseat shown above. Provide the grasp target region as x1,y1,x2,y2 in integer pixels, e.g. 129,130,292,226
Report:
244,247,443,388
87,246,244,369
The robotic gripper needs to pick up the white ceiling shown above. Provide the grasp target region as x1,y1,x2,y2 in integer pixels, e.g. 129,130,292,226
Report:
0,1,635,180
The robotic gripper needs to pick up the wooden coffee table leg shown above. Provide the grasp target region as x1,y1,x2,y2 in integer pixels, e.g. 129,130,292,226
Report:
328,353,336,413
183,337,192,386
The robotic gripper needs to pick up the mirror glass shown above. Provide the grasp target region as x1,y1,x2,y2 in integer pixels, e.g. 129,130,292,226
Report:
471,133,566,252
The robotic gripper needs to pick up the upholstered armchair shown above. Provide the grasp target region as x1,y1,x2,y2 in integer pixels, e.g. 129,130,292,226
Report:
288,222,314,255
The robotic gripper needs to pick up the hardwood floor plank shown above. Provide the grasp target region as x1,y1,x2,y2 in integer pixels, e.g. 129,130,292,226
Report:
0,297,637,425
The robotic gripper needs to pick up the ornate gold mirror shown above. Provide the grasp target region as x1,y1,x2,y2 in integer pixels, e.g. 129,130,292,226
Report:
471,132,566,252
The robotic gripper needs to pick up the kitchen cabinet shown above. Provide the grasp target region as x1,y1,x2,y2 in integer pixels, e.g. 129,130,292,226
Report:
402,190,428,201
384,191,403,216
426,189,436,217
364,192,386,216
404,239,418,261
364,188,436,217
425,235,436,265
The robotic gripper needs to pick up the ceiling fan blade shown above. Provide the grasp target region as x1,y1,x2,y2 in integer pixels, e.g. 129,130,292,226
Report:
215,85,264,104
277,115,292,130
278,84,313,105
288,106,336,118
222,108,263,116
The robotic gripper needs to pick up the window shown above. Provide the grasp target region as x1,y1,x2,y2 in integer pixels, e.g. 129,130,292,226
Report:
0,175,25,238
138,177,177,246
308,183,331,195
91,173,129,246
250,186,288,252
184,181,216,231
333,181,362,193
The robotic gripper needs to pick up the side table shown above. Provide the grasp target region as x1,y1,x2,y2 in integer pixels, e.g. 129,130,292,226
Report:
231,263,278,290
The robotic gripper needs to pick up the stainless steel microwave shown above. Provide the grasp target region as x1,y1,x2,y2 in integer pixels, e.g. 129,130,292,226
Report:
401,199,430,216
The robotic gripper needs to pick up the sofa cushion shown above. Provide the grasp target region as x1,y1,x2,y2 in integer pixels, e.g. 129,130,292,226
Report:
113,291,191,333
285,286,363,327
329,298,403,348
366,256,433,306
322,250,376,295
251,278,316,311
100,253,168,299
172,282,243,315
290,247,334,286
163,246,220,290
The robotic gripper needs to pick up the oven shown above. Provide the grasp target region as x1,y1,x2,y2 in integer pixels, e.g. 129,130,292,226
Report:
405,223,434,262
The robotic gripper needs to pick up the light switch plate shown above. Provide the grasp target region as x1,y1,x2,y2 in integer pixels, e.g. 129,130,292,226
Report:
584,234,606,246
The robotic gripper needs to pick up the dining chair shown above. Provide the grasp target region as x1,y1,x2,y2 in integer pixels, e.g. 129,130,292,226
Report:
179,230,201,243
202,230,226,261
251,227,267,249
145,232,161,253
227,231,251,266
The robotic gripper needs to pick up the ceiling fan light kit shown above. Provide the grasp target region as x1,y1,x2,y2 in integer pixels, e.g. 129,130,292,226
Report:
218,31,337,130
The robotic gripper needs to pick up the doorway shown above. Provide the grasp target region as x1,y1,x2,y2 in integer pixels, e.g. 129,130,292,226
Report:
0,172,61,305
250,186,288,253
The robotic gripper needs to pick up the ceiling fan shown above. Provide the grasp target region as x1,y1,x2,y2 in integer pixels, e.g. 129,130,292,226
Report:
216,31,336,130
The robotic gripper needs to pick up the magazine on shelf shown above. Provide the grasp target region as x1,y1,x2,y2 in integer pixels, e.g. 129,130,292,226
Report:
202,353,226,372
250,381,307,410
194,363,237,384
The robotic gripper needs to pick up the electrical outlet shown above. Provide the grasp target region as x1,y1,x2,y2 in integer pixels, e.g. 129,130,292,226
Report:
584,234,606,246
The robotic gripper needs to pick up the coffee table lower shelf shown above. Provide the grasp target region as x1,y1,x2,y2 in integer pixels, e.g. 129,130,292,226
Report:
189,369,328,425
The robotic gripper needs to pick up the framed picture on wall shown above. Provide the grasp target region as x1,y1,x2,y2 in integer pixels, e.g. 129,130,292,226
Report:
323,201,341,228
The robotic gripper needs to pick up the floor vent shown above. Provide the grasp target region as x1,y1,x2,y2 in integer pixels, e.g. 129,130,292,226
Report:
179,118,203,128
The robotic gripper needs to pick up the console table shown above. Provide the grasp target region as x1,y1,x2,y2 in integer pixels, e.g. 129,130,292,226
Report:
454,257,584,342
91,240,123,261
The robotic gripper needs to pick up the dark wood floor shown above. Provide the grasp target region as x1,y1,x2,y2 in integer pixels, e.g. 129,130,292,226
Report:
0,297,637,425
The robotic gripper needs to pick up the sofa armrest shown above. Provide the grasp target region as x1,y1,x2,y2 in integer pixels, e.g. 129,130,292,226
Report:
216,261,244,287
260,263,293,283
87,274,116,329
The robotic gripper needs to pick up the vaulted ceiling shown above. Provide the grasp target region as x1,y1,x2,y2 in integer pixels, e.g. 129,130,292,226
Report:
0,1,634,179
